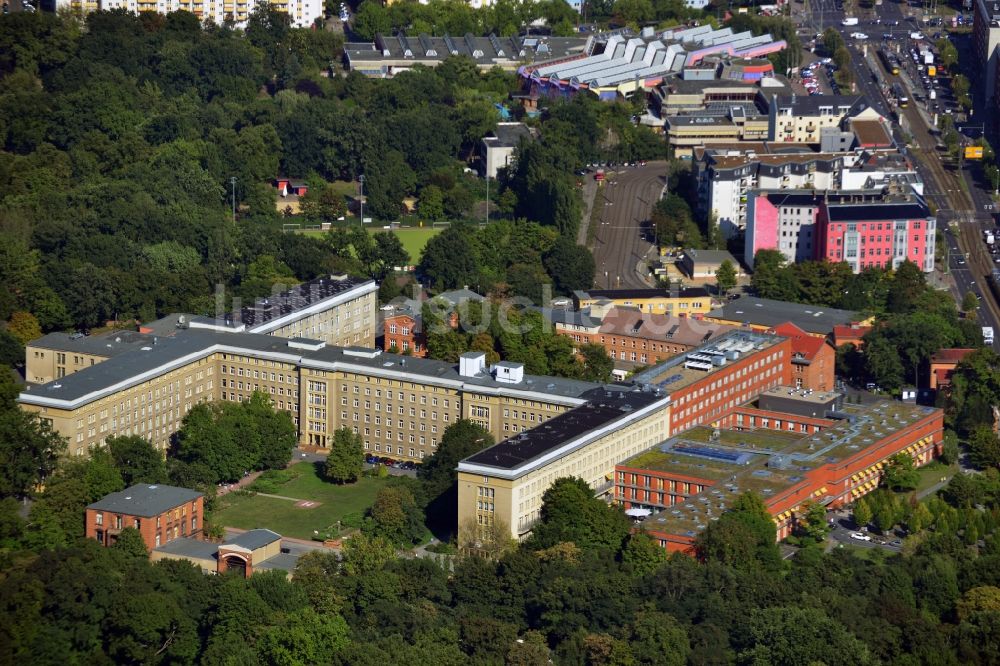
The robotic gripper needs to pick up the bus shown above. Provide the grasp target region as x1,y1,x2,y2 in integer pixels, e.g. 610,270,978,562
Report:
879,49,900,75
892,82,909,107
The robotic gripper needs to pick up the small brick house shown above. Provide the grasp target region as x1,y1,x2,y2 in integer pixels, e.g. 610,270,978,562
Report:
86,484,204,552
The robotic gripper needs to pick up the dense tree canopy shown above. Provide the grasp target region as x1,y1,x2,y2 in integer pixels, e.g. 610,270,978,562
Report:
171,392,296,482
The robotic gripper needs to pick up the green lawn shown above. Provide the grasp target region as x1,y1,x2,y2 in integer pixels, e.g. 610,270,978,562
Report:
294,226,440,264
212,462,388,540
371,227,441,264
916,460,958,495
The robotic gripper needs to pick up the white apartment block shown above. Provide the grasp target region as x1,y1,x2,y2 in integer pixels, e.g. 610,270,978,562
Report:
56,0,321,28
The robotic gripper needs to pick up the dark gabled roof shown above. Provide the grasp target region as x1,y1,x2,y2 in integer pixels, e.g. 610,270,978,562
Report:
769,93,867,116
485,123,533,148
825,202,929,222
87,484,202,518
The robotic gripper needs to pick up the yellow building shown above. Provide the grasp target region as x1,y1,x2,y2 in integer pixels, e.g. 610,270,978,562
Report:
456,387,671,540
24,275,376,385
18,332,595,461
573,287,713,316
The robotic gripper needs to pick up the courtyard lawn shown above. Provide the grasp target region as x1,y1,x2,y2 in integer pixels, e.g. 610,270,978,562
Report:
212,462,387,540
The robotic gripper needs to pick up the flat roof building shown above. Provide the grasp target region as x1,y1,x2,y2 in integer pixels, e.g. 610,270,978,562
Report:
25,275,377,385
617,399,944,552
704,296,861,336
151,528,299,578
457,329,796,543
19,328,598,459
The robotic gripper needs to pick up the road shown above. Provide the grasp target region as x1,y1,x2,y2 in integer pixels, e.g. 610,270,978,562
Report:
799,0,1000,344
589,162,665,290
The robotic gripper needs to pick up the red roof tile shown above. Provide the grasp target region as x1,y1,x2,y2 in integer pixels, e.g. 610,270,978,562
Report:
930,348,975,364
771,321,827,360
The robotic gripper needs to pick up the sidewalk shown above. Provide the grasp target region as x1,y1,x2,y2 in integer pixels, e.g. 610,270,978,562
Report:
216,471,262,497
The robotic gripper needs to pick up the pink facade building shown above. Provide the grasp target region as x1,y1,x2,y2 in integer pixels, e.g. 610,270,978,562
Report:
817,198,935,273
745,189,935,273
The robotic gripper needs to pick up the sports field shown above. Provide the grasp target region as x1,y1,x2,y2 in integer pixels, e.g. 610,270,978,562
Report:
297,226,441,264
382,227,441,263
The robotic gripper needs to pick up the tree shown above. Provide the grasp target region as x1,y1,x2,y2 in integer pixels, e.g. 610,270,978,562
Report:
715,259,737,297
883,453,920,491
529,477,631,551
352,0,392,41
543,238,595,295
106,435,167,486
341,532,395,577
366,485,425,547
798,501,830,543
113,526,149,557
323,428,364,484
853,497,873,530
418,184,445,220
696,492,780,570
621,532,668,575
0,407,66,498
969,425,1000,470
0,329,23,367
742,606,875,665
371,231,410,280
579,342,613,383
6,311,41,345
419,420,493,502
628,605,690,666
171,393,294,483
418,222,480,291
963,290,980,316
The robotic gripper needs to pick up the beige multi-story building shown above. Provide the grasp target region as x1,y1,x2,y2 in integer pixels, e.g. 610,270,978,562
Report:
457,387,671,539
455,329,793,542
18,332,595,461
24,275,376,385
55,0,322,29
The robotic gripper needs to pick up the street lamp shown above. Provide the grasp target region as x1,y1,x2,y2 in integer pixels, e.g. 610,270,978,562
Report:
358,174,365,228
230,176,238,224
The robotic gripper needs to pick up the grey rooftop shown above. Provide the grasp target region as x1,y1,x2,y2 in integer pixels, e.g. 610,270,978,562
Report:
87,484,202,517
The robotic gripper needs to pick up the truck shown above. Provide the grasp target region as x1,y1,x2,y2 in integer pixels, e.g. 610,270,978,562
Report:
923,51,934,65
842,17,859,25
984,326,995,345
987,230,996,246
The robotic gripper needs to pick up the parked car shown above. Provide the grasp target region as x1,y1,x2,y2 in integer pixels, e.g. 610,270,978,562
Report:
850,532,872,541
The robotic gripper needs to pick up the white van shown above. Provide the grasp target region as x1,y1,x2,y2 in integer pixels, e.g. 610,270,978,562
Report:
842,17,858,26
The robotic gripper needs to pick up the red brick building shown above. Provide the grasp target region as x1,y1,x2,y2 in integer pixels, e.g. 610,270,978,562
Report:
929,348,975,391
616,400,944,553
832,323,871,348
383,310,426,357
631,330,795,435
552,305,738,366
770,322,835,391
86,484,204,552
